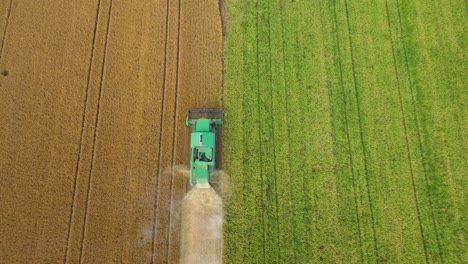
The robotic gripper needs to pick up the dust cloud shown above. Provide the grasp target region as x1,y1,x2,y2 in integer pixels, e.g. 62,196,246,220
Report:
209,170,232,204
179,187,223,264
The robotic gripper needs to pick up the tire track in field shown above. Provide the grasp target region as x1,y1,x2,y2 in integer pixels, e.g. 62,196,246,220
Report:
279,6,299,262
293,8,316,256
0,0,13,63
343,0,380,260
63,1,102,262
151,0,182,261
255,1,267,262
165,0,182,261
384,2,429,263
78,1,113,262
289,4,315,258
331,0,364,261
150,0,170,262
394,0,444,260
266,7,281,261
333,1,364,261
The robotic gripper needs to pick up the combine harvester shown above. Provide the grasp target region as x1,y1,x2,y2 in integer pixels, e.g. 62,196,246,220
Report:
185,109,224,189
181,109,224,264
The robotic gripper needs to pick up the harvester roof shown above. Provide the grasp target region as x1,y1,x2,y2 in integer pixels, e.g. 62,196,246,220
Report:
190,131,215,148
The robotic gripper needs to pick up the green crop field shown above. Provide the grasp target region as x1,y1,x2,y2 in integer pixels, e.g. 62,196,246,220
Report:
222,0,466,263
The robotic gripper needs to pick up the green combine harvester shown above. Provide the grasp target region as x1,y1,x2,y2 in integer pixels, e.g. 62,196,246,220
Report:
186,109,223,188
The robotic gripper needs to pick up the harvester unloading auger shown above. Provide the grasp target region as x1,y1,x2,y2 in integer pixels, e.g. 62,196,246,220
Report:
185,109,223,189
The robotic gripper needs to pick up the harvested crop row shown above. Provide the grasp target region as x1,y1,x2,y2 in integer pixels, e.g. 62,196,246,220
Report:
166,0,223,262
0,0,223,263
151,0,183,262
75,0,223,263
0,0,100,262
68,1,170,263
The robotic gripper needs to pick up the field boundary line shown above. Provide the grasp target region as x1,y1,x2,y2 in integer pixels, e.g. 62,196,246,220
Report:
384,2,429,262
279,5,298,262
150,0,170,262
331,0,364,260
343,0,380,260
395,0,444,261
255,1,267,262
78,1,113,263
0,0,13,63
217,0,225,106
62,0,102,263
266,6,281,261
165,0,182,261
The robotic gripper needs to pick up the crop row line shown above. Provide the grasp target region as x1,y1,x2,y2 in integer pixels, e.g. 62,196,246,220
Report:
279,5,299,262
384,1,429,262
394,0,444,260
238,7,248,259
290,4,315,259
255,1,267,262
266,5,281,262
331,0,364,261
343,0,380,260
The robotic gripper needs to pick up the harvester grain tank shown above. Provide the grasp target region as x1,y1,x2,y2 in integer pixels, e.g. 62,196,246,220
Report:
185,109,223,188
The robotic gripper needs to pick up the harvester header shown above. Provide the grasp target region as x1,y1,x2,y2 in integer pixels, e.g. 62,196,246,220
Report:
186,109,224,126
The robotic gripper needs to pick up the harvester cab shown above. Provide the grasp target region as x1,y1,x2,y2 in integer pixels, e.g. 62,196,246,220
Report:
186,109,223,188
